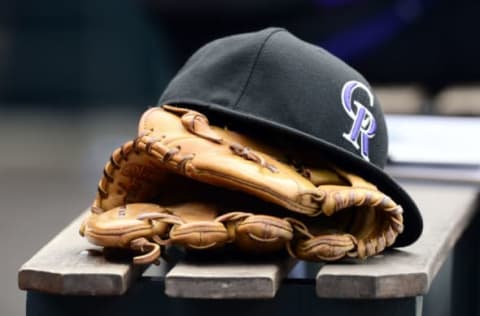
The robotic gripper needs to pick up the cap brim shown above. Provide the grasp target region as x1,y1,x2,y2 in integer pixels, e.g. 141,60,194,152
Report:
160,101,423,247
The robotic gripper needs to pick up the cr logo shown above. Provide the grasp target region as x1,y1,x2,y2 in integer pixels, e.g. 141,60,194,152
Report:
341,80,377,161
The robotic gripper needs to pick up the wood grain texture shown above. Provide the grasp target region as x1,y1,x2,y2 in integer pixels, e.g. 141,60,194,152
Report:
165,258,295,299
18,211,146,295
316,183,479,299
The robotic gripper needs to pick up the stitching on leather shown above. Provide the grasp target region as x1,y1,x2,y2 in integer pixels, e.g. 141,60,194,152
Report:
96,141,135,210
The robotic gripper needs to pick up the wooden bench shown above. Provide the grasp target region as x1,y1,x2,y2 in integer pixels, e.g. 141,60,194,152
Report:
18,176,480,316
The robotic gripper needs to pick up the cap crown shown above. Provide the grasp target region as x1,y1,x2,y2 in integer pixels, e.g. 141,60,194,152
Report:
159,27,423,247
160,28,388,168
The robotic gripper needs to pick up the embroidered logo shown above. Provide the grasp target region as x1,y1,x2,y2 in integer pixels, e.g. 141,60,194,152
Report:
341,80,377,161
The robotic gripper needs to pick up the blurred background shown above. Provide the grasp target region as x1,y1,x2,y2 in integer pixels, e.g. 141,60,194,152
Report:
1,0,479,314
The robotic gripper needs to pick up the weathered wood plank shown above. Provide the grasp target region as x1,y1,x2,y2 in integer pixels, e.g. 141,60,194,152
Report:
165,257,295,299
18,182,479,299
18,211,146,295
316,183,479,299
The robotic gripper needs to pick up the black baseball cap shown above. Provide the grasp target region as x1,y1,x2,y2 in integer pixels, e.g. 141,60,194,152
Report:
158,27,422,247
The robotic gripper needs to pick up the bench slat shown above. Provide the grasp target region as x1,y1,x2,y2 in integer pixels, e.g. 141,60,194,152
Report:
18,211,146,295
165,258,295,299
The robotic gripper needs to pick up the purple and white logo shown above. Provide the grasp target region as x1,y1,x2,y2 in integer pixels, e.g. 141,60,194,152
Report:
341,80,376,161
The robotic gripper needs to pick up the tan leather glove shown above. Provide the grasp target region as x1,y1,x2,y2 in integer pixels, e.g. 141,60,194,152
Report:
80,140,294,263
80,203,175,264
80,105,403,264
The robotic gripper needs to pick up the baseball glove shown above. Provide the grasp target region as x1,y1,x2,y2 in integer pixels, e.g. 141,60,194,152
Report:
80,105,404,264
80,140,295,263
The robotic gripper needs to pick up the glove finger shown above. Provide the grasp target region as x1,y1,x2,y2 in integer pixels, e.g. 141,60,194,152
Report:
167,204,294,253
234,214,294,253
170,221,230,250
165,202,231,250
291,233,357,261
82,203,174,261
